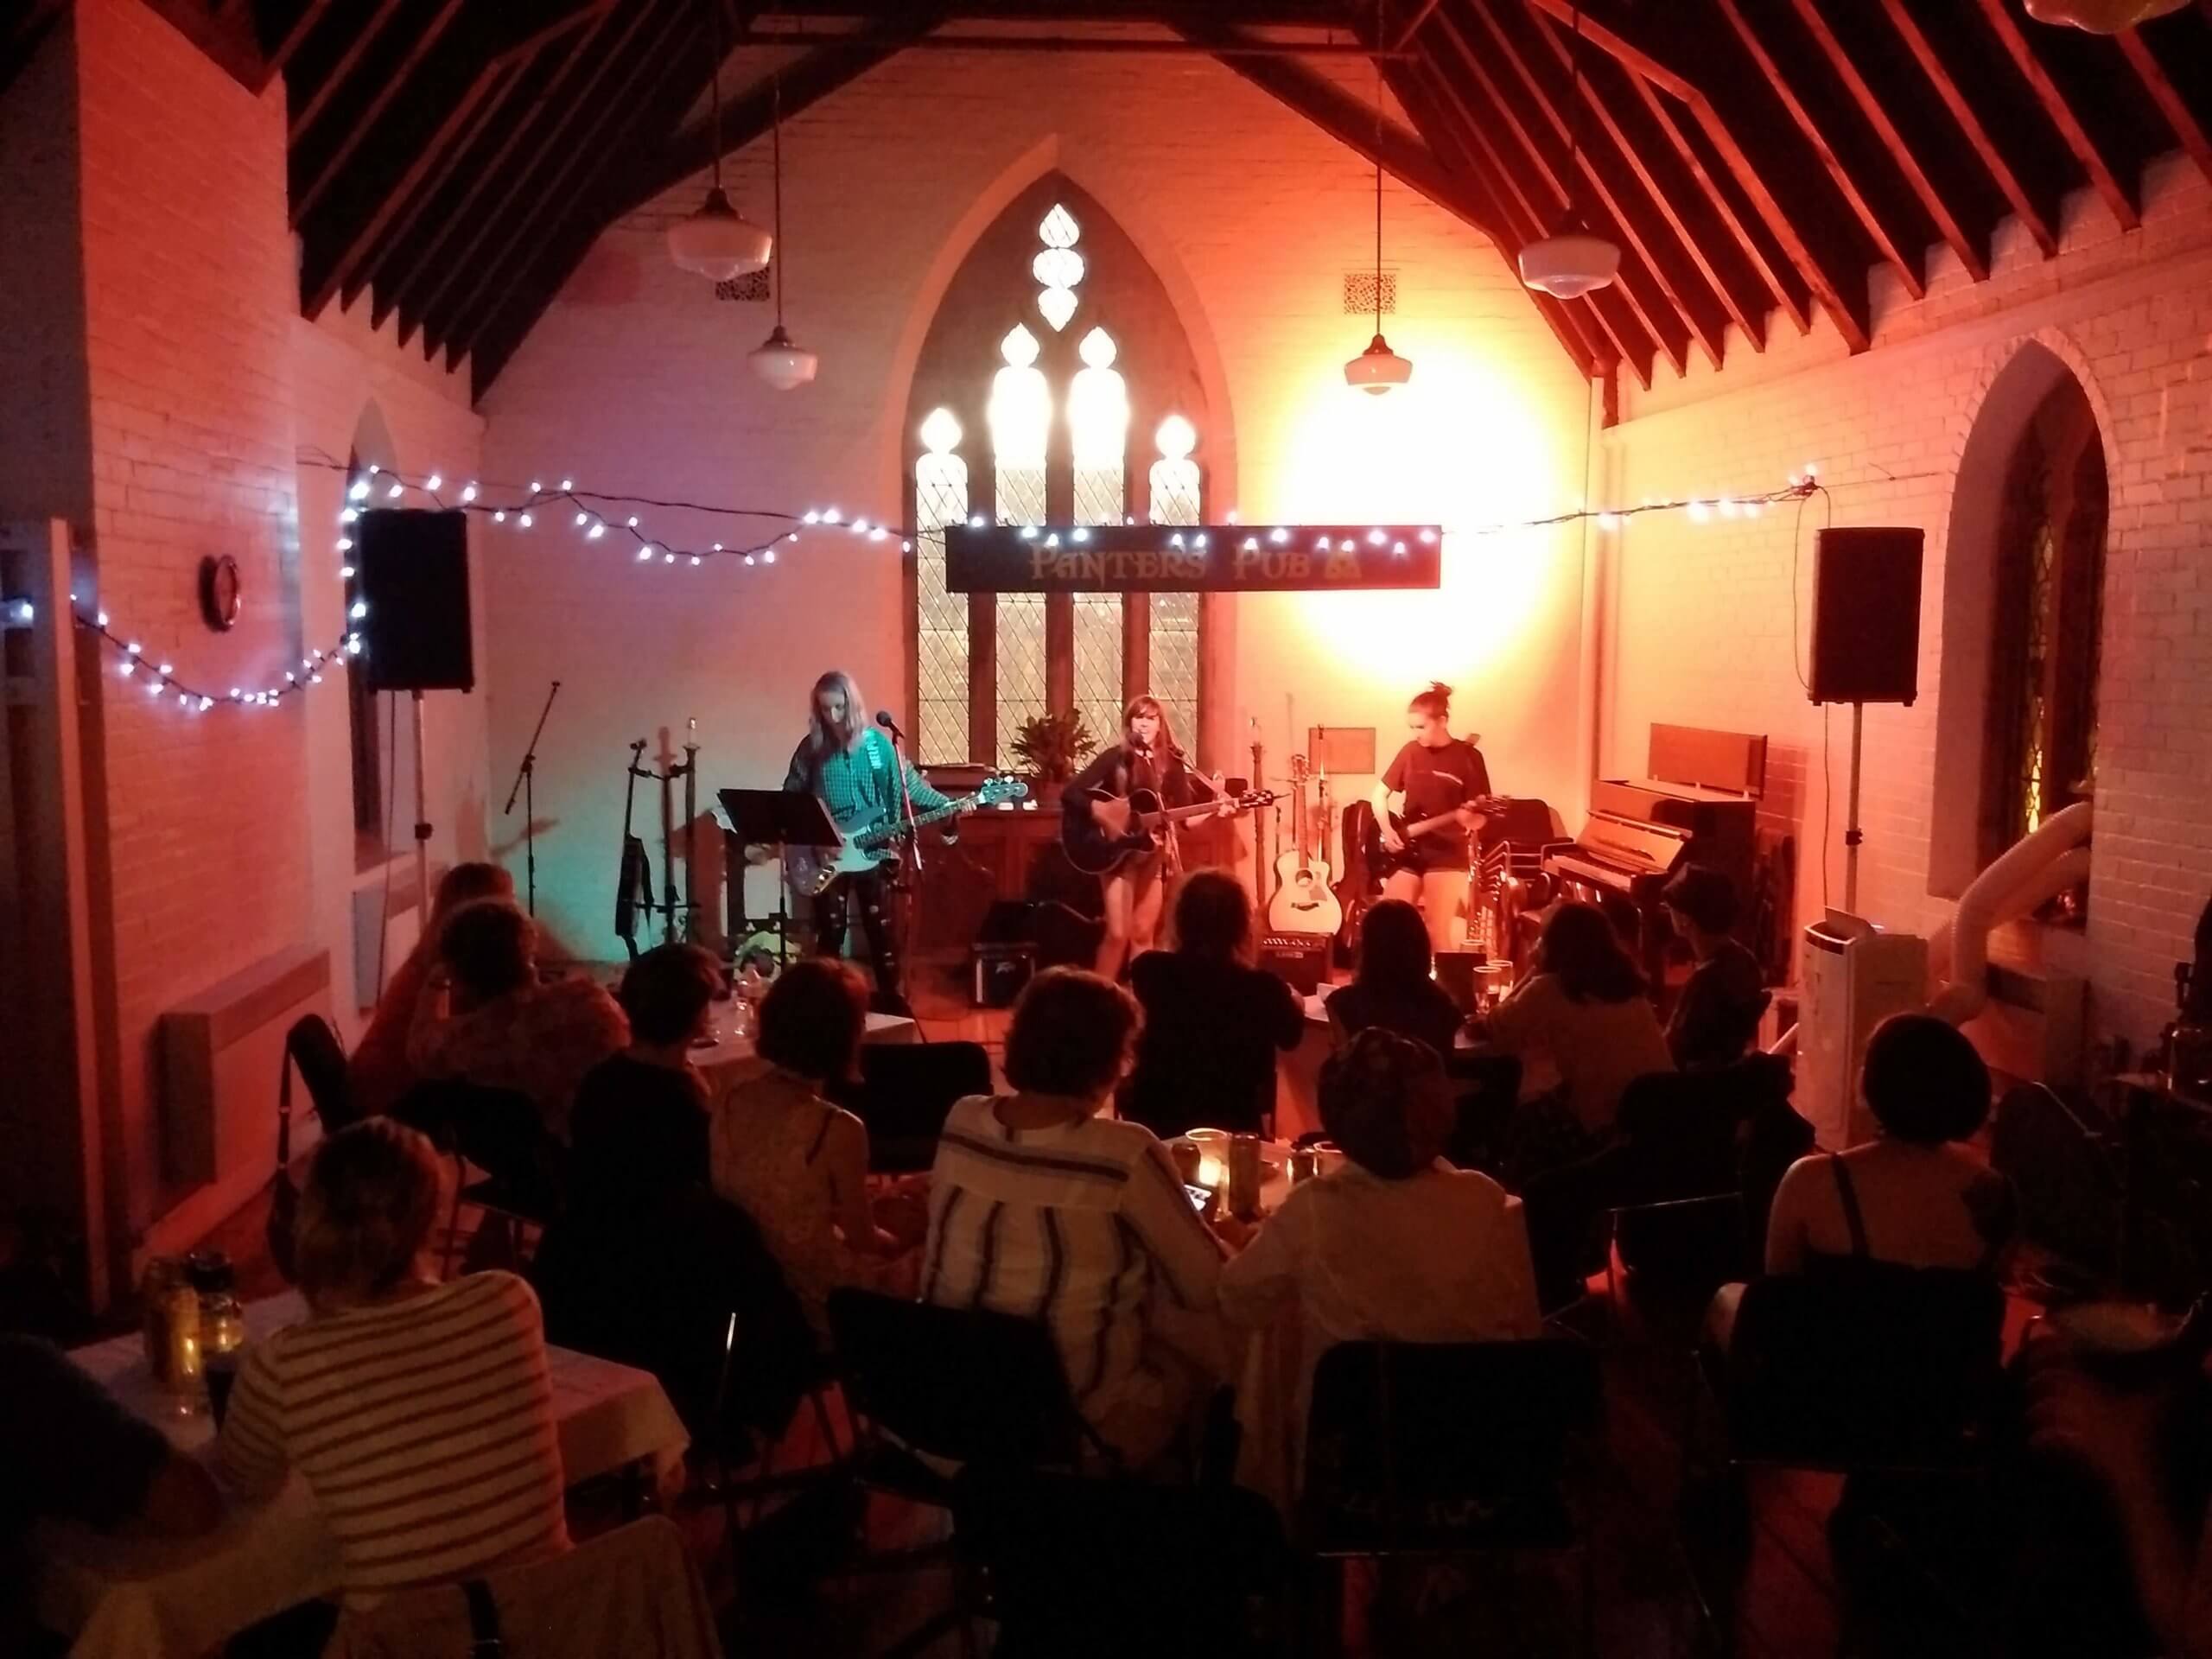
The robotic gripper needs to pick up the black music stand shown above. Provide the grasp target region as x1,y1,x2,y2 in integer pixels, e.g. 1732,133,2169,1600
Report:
720,789,841,969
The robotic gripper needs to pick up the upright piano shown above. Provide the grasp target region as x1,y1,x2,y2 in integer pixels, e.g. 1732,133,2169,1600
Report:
1539,725,1765,983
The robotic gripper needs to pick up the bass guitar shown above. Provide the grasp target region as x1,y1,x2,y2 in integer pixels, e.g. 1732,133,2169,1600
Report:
1267,755,1343,936
1368,792,1515,878
790,773,1028,896
1063,784,1276,877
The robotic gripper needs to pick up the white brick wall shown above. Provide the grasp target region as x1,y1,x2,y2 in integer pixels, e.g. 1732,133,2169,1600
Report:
480,42,1596,960
1600,156,2212,1052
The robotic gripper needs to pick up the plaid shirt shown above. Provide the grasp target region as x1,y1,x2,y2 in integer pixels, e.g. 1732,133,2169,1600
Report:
784,728,950,830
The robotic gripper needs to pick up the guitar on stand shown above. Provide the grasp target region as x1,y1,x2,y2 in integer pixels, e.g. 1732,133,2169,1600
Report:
613,740,653,959
1267,754,1343,937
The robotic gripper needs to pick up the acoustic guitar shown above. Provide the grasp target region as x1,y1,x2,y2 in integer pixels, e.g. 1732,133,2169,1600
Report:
1063,784,1276,877
1267,754,1342,936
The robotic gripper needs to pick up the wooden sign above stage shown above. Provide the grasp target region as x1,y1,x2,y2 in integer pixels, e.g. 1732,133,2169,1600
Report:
943,524,1444,593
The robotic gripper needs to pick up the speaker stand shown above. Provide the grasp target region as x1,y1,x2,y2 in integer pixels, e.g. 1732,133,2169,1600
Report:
411,690,433,936
1843,701,1865,913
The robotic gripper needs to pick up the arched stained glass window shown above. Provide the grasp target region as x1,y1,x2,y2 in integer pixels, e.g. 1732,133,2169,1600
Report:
904,175,1211,770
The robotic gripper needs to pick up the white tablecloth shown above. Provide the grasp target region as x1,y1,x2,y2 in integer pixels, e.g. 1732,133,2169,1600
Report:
38,1291,690,1659
690,1008,918,1094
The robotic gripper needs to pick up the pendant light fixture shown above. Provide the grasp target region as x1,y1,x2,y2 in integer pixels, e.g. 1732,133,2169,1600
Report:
668,0,771,282
748,76,817,391
1517,3,1620,301
1344,16,1410,396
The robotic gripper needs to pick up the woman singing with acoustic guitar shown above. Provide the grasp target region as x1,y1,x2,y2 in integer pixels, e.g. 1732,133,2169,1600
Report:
1370,681,1493,958
1063,696,1233,980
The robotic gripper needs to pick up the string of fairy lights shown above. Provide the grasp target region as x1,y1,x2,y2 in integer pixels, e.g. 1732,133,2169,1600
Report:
39,454,1832,715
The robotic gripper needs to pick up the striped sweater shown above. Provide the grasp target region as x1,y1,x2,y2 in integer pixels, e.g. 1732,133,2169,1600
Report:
921,1096,1225,1429
216,1272,569,1611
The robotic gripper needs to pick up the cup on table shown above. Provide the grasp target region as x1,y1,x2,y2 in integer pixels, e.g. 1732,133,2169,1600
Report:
205,1349,240,1429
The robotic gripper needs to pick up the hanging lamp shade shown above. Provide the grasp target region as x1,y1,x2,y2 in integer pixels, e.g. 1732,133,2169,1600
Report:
749,323,817,391
2023,0,2186,29
1518,227,1621,300
668,187,772,281
1344,333,1412,395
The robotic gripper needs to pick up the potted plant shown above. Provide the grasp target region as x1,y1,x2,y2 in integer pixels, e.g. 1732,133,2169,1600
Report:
1009,711,1096,804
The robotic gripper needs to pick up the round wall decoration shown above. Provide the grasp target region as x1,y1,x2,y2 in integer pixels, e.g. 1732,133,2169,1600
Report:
198,556,242,632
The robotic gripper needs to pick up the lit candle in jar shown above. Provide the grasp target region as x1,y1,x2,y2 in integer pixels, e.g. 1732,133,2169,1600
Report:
1198,1156,1224,1190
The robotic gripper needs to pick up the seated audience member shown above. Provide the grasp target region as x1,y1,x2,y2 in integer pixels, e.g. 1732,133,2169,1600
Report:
1218,1028,1540,1437
568,944,719,1216
925,968,1228,1468
3,1335,223,1652
405,900,628,1143
218,1121,569,1614
1483,901,1674,1166
350,862,515,1119
1325,899,1465,1059
710,959,918,1337
1763,1014,2014,1277
1660,865,1767,1071
1122,871,1304,1138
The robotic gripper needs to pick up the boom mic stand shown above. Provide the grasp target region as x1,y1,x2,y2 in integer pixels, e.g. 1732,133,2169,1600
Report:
503,679,560,917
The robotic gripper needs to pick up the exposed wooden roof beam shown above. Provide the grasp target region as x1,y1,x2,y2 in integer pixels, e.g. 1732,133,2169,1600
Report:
1711,0,1924,299
290,0,467,226
1414,50,1650,384
139,0,264,86
1872,0,2056,258
253,0,333,93
287,0,401,143
2116,26,2212,189
1470,0,1727,370
1788,0,1986,281
407,1,671,351
439,5,706,362
1523,0,1867,351
1433,9,1681,378
1175,19,1498,242
613,21,944,219
1974,0,2139,232
1516,2,1769,351
1385,56,1605,378
1,3,65,99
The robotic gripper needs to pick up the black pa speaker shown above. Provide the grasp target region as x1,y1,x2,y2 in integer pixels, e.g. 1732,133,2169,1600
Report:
1808,526,1923,707
356,508,474,692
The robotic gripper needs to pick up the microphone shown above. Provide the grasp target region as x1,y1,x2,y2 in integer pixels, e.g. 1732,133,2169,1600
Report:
874,710,907,741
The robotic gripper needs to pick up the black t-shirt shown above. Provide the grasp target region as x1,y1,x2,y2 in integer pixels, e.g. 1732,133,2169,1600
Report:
1382,738,1491,865
568,1053,711,1214
1665,938,1767,1071
1326,977,1465,1058
1122,950,1306,1137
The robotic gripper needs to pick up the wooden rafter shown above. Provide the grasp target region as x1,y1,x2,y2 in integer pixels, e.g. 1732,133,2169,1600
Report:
1516,2,1769,351
1383,56,1605,377
2116,27,2212,188
407,1,671,349
1178,21,1497,242
1974,0,2139,232
1414,50,1651,384
138,0,263,86
1872,0,2056,259
1522,0,1868,351
1469,0,1726,369
612,20,946,221
1787,0,1986,281
1711,0,1925,299
438,5,704,360
287,0,401,143
1433,8,1681,377
254,0,334,93
290,0,468,226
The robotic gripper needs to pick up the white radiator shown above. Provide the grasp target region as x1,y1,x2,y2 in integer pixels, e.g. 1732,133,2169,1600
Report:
153,944,333,1256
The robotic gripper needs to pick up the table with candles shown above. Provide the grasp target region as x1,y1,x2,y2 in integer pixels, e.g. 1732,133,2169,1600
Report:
36,1291,690,1659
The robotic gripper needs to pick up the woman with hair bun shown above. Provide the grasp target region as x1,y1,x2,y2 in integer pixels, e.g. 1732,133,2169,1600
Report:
1369,681,1494,958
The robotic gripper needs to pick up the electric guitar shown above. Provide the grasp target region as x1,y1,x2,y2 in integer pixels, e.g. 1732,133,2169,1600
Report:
1063,784,1277,877
1268,755,1343,936
1370,791,1515,878
790,773,1027,896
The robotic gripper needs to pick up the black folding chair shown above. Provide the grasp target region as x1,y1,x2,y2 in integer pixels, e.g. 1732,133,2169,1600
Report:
825,1289,1112,1656
285,1014,354,1130
392,1080,567,1275
847,1041,992,1173
952,1465,1294,1659
1301,1338,1605,1656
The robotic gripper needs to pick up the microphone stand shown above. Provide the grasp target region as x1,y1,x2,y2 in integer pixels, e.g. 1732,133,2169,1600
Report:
505,680,561,918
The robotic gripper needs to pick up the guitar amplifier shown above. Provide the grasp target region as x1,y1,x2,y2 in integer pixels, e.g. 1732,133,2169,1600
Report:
1258,933,1331,995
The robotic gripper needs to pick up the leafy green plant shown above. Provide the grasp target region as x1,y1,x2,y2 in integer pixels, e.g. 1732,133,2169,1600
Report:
1009,710,1097,784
